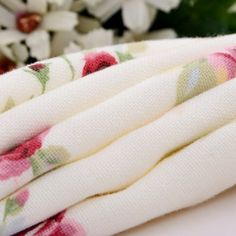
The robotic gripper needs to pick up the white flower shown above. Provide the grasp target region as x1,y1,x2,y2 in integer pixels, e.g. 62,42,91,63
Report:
54,28,114,55
63,27,176,55
0,0,78,60
228,2,236,13
84,0,181,34
51,30,80,56
66,28,114,54
77,28,114,49
51,14,102,56
0,41,28,64
0,44,27,74
63,41,82,54
48,0,66,6
116,28,177,44
142,28,177,40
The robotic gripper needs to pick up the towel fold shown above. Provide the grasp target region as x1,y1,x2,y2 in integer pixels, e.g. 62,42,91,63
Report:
0,35,236,235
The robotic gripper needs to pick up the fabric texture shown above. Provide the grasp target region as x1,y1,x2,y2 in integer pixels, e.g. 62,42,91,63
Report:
0,35,236,235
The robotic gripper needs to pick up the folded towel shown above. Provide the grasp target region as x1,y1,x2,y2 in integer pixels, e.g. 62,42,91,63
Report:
0,35,236,235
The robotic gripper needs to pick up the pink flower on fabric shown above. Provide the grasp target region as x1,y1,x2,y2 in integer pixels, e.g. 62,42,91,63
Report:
15,190,29,207
28,63,46,72
0,130,48,180
208,47,236,81
82,51,118,76
16,210,86,236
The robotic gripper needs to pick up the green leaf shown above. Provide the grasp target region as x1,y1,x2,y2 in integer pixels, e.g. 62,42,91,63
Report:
24,63,50,94
2,97,15,112
61,56,75,80
30,145,70,177
30,154,46,177
35,65,50,93
115,51,133,62
3,198,21,222
176,58,217,104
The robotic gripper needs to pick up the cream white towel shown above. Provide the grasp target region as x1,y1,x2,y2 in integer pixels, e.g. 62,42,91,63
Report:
0,35,236,235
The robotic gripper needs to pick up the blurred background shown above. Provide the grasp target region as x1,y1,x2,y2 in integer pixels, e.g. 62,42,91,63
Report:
0,0,236,74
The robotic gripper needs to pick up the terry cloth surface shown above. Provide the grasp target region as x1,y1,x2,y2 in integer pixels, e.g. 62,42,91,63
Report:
0,35,236,235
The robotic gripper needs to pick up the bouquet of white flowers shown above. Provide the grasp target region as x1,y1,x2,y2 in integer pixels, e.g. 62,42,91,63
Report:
0,0,235,73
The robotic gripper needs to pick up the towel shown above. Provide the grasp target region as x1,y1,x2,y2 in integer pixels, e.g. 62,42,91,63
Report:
0,34,236,235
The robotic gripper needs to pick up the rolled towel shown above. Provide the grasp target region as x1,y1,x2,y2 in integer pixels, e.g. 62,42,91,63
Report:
1,35,236,235
1,35,236,154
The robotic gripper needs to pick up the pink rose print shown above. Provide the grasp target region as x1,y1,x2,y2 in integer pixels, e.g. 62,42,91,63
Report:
29,63,46,72
16,210,86,236
15,190,29,207
208,47,236,81
0,130,48,180
25,63,50,93
82,51,118,76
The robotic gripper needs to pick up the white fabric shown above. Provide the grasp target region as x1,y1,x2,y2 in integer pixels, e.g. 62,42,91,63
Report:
1,35,236,235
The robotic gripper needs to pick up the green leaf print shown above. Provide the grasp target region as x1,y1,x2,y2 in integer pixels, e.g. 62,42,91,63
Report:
3,198,21,221
176,58,218,105
3,190,29,222
61,56,76,80
115,51,133,62
30,145,70,177
24,63,50,94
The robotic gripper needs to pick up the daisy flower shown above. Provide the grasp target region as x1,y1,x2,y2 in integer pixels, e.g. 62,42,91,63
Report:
0,0,78,60
52,28,114,56
51,15,102,56
0,42,29,74
64,28,114,54
116,28,177,44
83,0,181,34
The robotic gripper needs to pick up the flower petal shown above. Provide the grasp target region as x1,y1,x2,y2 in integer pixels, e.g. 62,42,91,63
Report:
77,28,114,49
49,0,73,10
228,2,236,13
11,42,29,62
0,29,26,44
51,30,79,56
87,0,121,22
0,0,26,12
122,0,155,34
0,158,30,181
27,0,47,14
77,16,100,33
146,0,181,12
26,30,50,60
83,0,103,7
115,30,135,44
47,0,65,5
64,41,82,54
0,4,15,28
71,0,86,12
0,45,15,61
143,28,177,40
42,11,78,31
